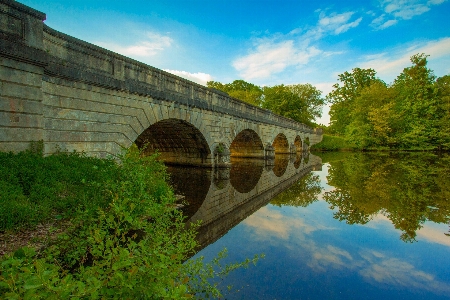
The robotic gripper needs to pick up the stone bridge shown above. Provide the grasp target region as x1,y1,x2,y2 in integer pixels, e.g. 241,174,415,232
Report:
0,1,322,167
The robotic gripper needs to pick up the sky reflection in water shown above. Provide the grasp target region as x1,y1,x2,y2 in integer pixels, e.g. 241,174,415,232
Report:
191,153,450,300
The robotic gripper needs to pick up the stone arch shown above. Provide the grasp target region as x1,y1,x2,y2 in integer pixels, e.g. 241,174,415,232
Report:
230,129,264,158
294,136,303,153
272,133,290,154
135,118,211,166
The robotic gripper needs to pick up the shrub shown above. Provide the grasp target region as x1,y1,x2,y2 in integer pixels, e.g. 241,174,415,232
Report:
0,146,262,298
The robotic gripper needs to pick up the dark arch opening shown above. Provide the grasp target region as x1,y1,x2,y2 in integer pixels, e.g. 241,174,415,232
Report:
135,118,211,166
294,136,303,152
230,129,264,158
272,133,290,154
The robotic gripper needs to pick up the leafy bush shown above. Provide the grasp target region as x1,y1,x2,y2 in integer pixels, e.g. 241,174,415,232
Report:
0,146,262,298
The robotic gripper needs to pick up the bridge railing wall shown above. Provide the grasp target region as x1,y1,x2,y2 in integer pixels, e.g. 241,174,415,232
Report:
41,24,316,133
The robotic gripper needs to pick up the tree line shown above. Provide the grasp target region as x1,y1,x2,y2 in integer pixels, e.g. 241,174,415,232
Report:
209,53,449,151
327,53,450,150
207,80,325,127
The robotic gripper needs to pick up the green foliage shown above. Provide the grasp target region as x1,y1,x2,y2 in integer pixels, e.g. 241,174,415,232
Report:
326,53,450,150
327,68,379,135
207,80,324,126
184,249,264,299
0,147,117,230
323,152,450,242
207,80,263,107
262,84,324,126
392,53,442,148
0,147,262,299
435,75,450,149
310,134,358,151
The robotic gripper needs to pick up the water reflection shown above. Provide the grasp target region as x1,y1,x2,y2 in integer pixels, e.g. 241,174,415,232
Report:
272,154,290,177
230,158,264,193
166,166,211,219
318,152,450,242
188,152,450,300
167,153,322,249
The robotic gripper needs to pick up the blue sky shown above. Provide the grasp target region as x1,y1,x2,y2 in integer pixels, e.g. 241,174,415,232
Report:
20,0,450,124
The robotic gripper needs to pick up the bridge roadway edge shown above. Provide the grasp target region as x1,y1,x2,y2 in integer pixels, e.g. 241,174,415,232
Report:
0,0,323,166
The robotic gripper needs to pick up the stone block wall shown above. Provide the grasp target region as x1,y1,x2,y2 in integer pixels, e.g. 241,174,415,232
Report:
0,0,46,152
0,0,322,164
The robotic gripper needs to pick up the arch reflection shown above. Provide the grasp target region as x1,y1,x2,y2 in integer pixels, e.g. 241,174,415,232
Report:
294,153,302,169
230,158,264,193
166,166,211,219
273,154,290,177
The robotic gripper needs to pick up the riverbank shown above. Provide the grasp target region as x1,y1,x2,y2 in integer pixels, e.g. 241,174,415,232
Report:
0,145,257,298
311,134,448,152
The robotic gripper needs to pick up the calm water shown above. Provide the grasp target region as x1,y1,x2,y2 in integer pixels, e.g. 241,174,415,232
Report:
168,152,450,299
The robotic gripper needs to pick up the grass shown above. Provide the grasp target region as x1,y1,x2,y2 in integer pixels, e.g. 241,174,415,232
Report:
0,148,118,231
310,134,358,151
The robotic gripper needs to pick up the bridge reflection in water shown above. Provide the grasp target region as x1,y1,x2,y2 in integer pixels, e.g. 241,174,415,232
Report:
167,153,322,250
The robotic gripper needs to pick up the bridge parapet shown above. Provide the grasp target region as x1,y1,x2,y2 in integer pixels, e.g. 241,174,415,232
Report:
40,22,315,133
0,0,322,160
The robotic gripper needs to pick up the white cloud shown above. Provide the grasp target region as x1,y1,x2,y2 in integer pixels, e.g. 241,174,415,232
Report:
379,19,399,29
359,250,450,294
232,10,360,81
335,17,363,34
97,31,173,57
416,223,450,246
370,14,398,29
370,0,447,30
317,11,362,35
381,0,446,22
359,37,450,83
164,69,213,86
233,39,323,80
243,206,318,240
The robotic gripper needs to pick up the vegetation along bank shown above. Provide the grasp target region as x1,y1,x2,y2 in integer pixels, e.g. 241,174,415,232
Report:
0,145,260,299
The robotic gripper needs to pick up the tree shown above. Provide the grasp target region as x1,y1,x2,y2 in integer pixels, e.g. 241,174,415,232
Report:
287,84,325,126
392,53,441,148
345,81,398,148
435,75,450,150
207,80,263,107
208,80,324,126
262,85,304,123
327,68,378,135
262,84,324,126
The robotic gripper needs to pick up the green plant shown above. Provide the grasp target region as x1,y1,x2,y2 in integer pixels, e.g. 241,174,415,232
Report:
0,146,262,299
216,144,224,154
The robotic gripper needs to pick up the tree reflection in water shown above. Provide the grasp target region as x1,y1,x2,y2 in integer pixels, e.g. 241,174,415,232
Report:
270,172,322,208
319,152,450,243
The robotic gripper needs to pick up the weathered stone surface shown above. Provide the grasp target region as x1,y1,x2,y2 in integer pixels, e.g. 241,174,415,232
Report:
0,0,322,165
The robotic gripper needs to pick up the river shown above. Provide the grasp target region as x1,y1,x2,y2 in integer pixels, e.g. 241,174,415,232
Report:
167,152,450,299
